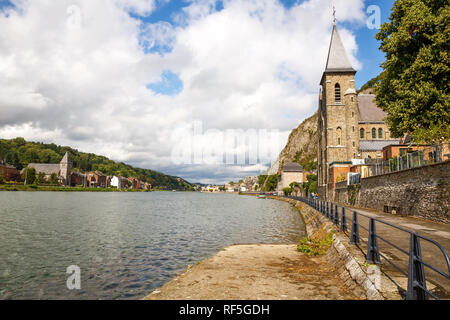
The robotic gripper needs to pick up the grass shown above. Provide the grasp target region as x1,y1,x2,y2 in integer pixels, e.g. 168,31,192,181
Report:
297,231,335,256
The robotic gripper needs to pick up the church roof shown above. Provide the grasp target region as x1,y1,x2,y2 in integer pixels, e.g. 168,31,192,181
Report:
60,152,71,164
324,24,355,73
27,163,60,175
359,140,401,152
282,162,303,172
358,94,388,123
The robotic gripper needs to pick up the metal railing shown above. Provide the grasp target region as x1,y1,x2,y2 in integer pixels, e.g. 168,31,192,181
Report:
361,147,448,179
285,196,450,300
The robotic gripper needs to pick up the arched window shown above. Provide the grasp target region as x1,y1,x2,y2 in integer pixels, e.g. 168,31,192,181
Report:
335,83,341,103
360,128,365,139
378,128,383,139
336,127,342,145
372,128,376,139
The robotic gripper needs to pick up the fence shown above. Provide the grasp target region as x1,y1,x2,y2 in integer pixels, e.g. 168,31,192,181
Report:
285,195,450,300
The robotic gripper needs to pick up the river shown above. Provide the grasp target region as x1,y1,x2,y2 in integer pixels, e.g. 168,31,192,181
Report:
0,192,305,300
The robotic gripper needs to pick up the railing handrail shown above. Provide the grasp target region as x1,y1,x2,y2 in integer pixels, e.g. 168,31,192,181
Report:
284,195,450,300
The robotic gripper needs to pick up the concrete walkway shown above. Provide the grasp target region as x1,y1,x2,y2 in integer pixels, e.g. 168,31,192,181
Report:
336,204,450,297
144,244,360,300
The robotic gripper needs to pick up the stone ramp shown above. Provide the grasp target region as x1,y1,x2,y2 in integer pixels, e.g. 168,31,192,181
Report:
144,244,360,300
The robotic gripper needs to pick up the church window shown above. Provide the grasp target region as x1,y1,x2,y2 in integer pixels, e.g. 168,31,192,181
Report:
336,127,342,145
372,128,376,139
378,128,383,139
360,128,365,139
335,84,341,103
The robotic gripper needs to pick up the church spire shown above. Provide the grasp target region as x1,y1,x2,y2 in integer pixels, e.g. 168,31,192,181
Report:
324,23,355,72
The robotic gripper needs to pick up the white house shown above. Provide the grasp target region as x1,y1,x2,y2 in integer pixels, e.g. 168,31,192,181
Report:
111,176,128,189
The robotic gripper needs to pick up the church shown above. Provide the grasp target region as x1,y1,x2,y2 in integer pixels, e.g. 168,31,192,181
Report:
26,152,72,186
317,23,400,200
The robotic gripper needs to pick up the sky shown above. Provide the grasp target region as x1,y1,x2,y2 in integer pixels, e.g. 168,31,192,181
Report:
0,0,395,184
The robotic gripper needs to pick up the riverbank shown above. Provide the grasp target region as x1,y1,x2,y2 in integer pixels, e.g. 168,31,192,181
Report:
0,184,151,192
144,244,359,300
144,198,378,300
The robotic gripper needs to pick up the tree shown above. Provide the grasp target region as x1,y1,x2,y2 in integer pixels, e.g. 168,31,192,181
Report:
25,168,36,185
265,175,278,191
49,173,59,185
375,0,450,143
36,172,46,185
283,187,292,196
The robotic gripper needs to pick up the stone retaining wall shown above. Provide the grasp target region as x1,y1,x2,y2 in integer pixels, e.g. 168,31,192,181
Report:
283,198,402,300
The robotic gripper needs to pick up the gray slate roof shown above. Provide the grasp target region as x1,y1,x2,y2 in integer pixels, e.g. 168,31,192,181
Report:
358,94,388,123
27,163,60,175
282,162,303,172
325,24,355,72
359,140,401,152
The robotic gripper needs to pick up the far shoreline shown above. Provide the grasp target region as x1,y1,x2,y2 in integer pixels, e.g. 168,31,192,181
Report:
0,185,193,192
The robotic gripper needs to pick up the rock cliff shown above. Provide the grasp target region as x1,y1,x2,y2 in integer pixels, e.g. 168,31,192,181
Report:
268,112,318,174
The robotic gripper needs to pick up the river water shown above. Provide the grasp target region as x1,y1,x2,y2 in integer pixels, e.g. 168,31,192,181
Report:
0,192,305,300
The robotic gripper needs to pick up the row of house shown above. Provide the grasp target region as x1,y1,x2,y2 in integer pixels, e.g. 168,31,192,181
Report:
0,152,152,190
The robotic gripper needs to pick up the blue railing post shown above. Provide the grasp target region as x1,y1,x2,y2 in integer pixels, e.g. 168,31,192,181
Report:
366,218,381,264
341,207,347,232
350,211,360,245
326,202,329,218
334,205,339,225
407,232,428,300
330,203,334,221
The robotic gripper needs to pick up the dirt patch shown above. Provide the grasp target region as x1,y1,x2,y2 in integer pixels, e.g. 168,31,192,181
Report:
144,244,360,300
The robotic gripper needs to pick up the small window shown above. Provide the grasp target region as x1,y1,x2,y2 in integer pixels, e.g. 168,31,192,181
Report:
372,128,376,139
335,84,341,103
360,128,365,139
352,126,355,132
336,127,342,145
378,128,383,139
352,112,355,118
353,141,355,147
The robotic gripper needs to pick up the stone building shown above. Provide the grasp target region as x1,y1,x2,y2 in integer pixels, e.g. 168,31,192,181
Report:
0,158,20,181
317,24,399,199
26,152,72,186
277,162,304,194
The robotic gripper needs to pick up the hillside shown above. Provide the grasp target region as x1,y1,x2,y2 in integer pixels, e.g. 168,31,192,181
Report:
0,137,193,190
268,112,319,174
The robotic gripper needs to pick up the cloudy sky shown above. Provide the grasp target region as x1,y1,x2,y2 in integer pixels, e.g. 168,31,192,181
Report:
0,0,394,184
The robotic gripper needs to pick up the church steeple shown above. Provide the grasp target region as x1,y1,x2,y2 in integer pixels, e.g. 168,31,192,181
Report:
324,24,355,73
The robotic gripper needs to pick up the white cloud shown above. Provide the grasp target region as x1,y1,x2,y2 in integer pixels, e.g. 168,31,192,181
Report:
0,0,365,183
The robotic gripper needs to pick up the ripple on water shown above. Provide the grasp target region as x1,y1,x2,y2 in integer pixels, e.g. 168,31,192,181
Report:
0,192,305,299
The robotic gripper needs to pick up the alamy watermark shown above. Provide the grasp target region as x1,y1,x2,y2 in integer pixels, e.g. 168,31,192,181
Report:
66,265,81,290
170,121,284,166
366,5,381,30
67,4,82,30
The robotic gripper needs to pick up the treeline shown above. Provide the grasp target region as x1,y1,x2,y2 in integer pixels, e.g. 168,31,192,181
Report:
0,137,193,190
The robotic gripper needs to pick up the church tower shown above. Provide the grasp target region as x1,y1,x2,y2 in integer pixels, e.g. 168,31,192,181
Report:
318,23,359,200
60,152,72,186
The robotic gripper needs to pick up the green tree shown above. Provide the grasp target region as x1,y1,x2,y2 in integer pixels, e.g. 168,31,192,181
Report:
49,173,59,185
283,187,292,196
25,168,36,185
265,174,278,191
36,172,46,185
375,0,450,143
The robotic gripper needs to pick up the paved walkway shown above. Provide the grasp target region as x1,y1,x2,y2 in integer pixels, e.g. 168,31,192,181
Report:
145,244,360,300
336,204,450,297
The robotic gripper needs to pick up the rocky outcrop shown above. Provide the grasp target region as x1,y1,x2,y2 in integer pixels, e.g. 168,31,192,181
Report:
268,113,318,174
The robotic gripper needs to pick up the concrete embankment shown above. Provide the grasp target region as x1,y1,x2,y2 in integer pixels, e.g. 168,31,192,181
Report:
144,198,404,300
